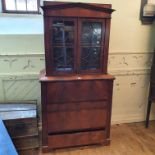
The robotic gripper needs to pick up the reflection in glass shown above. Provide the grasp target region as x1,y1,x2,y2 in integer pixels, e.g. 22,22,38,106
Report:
52,20,75,72
80,22,102,70
81,47,101,70
53,47,74,71
82,22,102,45
52,21,74,45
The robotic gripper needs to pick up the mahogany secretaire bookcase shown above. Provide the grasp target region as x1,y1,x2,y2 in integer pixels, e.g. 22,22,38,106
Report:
40,1,115,152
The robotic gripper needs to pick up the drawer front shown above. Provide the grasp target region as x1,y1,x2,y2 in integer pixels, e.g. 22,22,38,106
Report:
13,136,39,150
18,148,39,155
4,118,38,138
48,130,105,149
47,101,107,112
47,101,107,133
47,80,111,103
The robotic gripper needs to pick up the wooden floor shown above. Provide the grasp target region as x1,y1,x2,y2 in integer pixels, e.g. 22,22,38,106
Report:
39,121,155,155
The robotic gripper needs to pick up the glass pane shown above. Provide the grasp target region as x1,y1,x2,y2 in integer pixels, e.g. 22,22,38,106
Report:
52,20,75,72
5,0,16,10
82,22,102,45
53,47,74,71
81,47,101,70
27,0,38,11
16,0,26,11
80,21,102,71
52,20,74,45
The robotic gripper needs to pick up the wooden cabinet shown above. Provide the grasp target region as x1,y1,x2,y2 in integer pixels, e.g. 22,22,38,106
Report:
40,1,115,152
0,102,39,155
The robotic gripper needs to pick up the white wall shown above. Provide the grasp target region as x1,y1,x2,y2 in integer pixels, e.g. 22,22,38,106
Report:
0,0,155,124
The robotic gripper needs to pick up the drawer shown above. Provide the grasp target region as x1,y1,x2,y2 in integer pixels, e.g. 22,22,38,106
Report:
18,148,39,155
4,118,38,138
48,130,105,149
47,101,107,133
46,101,107,112
46,80,111,103
13,136,39,150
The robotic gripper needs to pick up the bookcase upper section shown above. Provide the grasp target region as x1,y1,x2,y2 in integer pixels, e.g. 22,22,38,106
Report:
42,1,115,76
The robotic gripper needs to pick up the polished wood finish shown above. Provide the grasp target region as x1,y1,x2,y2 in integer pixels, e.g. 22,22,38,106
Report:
47,103,107,133
40,70,115,81
46,81,111,102
47,130,106,149
39,121,155,155
40,73,114,152
40,1,115,152
42,2,114,76
42,2,114,18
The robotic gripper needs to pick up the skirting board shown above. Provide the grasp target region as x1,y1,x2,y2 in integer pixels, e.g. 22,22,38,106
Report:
111,113,155,125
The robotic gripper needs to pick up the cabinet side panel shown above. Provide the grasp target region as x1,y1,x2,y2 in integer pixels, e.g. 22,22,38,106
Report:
105,80,114,139
103,19,111,74
44,17,53,76
41,82,48,150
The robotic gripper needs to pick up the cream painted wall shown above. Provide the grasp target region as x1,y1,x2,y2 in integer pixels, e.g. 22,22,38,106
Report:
0,0,155,124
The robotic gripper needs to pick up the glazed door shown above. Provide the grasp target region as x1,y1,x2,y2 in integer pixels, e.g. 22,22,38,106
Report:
45,17,106,75
50,18,77,75
78,19,105,74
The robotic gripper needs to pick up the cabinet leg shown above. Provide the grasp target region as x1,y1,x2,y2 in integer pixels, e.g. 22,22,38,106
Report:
145,100,152,128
